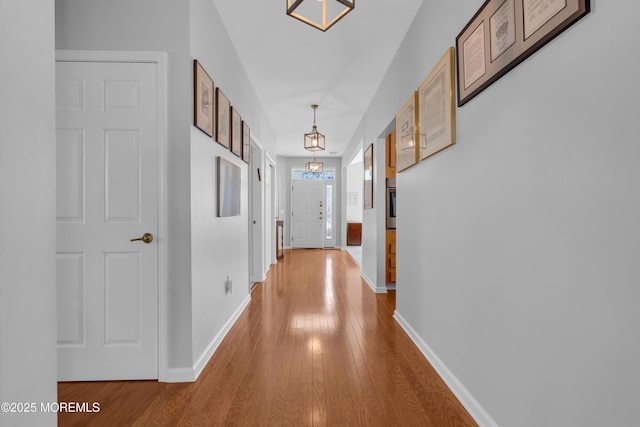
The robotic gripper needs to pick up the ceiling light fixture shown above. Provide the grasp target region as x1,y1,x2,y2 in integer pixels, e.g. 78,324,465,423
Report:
286,0,355,32
305,154,324,174
304,104,325,152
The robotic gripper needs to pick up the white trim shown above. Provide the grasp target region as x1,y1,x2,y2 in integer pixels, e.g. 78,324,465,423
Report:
393,312,499,427
55,50,170,382
192,294,251,381
265,152,276,169
164,368,196,383
251,132,264,151
361,271,387,293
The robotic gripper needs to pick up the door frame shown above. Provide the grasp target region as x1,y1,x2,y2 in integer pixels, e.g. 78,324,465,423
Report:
323,180,337,248
249,137,267,286
265,154,276,266
55,50,169,381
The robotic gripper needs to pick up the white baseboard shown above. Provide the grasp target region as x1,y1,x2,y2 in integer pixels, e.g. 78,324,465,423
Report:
164,367,196,383
193,294,251,380
393,311,499,427
164,294,251,383
361,271,387,293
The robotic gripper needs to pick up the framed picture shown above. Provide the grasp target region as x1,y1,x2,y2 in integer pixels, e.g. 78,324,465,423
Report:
456,0,590,106
395,91,419,172
230,107,242,158
242,121,250,164
418,47,456,160
217,157,241,217
363,143,373,210
215,88,230,148
193,60,214,137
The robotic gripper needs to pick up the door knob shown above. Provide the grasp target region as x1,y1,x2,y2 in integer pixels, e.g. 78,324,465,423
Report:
130,233,154,244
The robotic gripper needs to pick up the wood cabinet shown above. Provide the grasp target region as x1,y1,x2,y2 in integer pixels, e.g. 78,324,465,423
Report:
346,223,362,246
385,129,397,284
386,230,396,283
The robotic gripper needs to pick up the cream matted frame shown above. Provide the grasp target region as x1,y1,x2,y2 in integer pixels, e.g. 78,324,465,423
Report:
418,47,456,161
230,106,242,157
215,87,230,149
395,91,419,172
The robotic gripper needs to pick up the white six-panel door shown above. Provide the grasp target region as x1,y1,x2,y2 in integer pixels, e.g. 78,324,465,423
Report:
56,60,159,381
292,180,324,248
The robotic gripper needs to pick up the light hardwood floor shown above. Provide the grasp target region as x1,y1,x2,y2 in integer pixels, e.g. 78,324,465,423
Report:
59,249,477,426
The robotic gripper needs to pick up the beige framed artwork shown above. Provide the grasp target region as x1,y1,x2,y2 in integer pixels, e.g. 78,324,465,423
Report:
193,60,214,137
242,121,250,164
456,0,590,106
215,87,230,149
230,106,242,158
418,47,456,161
395,91,419,172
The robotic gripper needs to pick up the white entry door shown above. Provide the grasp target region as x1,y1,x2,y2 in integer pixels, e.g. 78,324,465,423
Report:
56,60,159,381
292,180,324,248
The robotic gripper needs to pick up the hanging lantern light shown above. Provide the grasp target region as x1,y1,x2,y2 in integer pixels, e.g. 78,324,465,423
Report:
304,104,325,152
286,0,355,32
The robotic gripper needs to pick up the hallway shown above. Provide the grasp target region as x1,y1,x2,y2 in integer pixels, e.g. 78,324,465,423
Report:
59,249,476,426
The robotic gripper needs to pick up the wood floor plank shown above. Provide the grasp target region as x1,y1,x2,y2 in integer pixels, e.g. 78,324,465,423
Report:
59,248,477,427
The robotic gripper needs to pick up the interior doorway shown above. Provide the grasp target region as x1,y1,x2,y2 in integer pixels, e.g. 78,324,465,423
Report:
344,149,364,264
55,51,167,381
291,174,336,249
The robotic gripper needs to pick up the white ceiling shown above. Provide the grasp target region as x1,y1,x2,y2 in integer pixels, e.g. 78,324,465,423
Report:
212,0,424,158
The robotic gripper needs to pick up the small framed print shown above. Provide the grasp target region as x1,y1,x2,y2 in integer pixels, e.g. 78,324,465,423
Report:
395,91,419,172
230,107,242,157
193,60,214,137
242,121,250,164
215,87,230,148
418,47,456,160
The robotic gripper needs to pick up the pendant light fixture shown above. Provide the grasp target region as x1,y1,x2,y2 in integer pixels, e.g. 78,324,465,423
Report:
305,153,323,174
304,104,325,152
286,0,355,32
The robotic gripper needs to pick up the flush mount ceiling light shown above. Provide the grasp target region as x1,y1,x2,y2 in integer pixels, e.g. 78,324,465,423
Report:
304,104,325,152
286,0,355,32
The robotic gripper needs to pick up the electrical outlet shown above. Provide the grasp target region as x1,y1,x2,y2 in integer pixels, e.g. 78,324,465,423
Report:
225,275,233,294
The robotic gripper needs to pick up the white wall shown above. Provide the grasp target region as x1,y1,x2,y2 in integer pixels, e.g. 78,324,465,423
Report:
345,1,640,425
56,0,277,380
189,0,264,375
0,1,57,426
345,161,363,223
